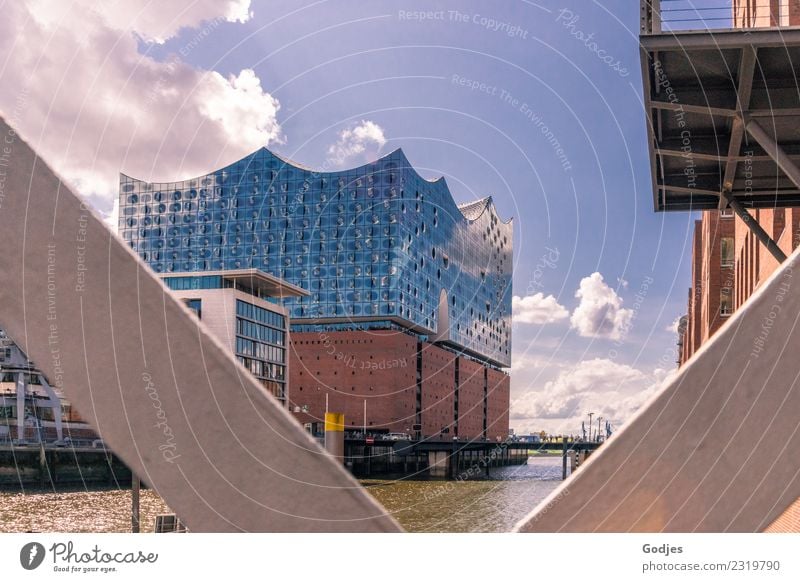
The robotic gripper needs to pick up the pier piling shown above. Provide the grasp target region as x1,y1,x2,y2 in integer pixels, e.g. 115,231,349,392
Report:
131,474,140,533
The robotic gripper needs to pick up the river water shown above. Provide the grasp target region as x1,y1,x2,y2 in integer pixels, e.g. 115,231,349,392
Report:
0,457,561,533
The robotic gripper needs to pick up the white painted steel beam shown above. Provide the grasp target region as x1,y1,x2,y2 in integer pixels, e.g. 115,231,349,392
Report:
0,117,401,532
515,243,800,532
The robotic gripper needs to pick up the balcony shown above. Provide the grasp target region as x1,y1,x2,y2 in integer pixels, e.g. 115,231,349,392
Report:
639,0,800,245
641,1,796,34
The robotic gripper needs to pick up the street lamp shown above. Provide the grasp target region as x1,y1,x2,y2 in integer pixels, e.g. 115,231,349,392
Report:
587,412,594,442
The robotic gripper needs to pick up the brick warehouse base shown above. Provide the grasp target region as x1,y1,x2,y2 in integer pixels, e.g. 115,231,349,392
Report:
288,330,509,441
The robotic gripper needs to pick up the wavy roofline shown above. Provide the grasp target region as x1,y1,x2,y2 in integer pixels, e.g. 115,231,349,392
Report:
121,146,513,224
457,196,513,226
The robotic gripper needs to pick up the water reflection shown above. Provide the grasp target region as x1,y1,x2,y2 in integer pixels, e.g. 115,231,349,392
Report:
363,456,562,532
0,488,170,533
0,457,561,533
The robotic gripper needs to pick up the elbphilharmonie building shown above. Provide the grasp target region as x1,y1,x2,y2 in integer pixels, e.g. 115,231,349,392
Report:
120,147,512,439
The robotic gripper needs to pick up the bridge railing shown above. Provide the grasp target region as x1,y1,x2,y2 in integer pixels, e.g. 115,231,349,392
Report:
641,0,790,34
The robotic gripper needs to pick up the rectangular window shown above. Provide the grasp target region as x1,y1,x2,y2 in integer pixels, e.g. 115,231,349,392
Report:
720,208,734,218
164,275,222,291
720,287,733,316
184,298,202,319
721,237,734,268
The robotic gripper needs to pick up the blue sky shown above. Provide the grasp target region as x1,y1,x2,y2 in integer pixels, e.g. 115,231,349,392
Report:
0,0,697,434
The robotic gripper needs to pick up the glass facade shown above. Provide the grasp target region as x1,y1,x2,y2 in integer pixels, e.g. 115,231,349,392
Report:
120,148,512,366
164,275,224,291
234,300,287,402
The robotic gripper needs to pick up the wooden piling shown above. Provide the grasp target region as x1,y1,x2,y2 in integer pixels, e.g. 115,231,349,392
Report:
131,474,140,533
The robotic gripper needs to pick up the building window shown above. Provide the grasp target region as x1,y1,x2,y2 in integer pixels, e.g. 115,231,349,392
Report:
721,237,734,268
720,208,734,218
720,287,733,317
184,298,202,319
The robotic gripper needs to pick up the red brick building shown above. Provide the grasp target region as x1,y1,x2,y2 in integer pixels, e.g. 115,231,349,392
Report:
680,211,735,364
734,0,800,28
288,329,509,441
680,208,800,364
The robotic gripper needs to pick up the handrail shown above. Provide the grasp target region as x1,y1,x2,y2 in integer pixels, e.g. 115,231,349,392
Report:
641,0,791,34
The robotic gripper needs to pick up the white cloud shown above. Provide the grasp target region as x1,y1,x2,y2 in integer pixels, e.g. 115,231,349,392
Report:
196,69,282,148
27,0,252,44
0,1,280,215
103,198,120,233
570,272,634,340
326,120,387,167
512,293,569,325
510,358,672,435
667,316,684,334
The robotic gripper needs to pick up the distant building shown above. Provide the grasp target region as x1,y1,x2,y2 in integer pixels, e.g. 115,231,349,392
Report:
0,329,94,443
120,147,512,440
160,269,308,407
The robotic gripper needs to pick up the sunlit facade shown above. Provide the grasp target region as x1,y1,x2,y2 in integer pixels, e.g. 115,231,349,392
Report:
119,148,512,367
159,270,301,406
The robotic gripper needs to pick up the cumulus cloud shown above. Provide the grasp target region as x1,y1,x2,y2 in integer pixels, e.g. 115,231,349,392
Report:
326,120,387,167
27,0,252,43
511,358,672,434
103,198,120,233
570,272,634,340
512,293,569,325
0,1,280,215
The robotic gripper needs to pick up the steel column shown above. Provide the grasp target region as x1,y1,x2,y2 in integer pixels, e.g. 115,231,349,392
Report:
721,190,787,263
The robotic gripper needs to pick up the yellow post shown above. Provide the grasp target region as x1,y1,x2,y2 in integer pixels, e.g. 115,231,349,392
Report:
324,412,345,463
